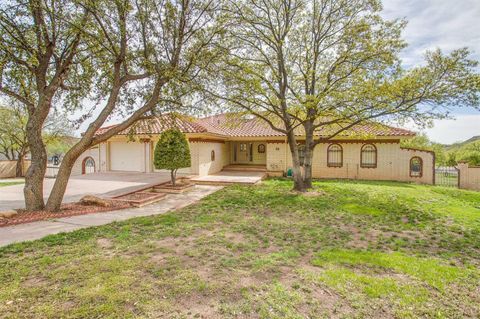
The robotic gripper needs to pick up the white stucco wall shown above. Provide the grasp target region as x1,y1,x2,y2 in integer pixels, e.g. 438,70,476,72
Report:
72,146,102,176
266,141,434,184
192,141,228,176
458,162,480,191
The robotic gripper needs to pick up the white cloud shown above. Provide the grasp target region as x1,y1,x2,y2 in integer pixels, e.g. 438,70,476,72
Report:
404,115,480,144
382,0,480,143
381,0,480,68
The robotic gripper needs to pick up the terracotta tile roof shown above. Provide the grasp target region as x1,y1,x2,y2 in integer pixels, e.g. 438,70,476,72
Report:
95,114,208,136
197,113,416,137
96,113,415,138
197,113,279,137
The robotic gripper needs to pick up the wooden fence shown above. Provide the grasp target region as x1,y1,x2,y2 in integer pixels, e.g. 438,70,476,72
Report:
0,160,31,178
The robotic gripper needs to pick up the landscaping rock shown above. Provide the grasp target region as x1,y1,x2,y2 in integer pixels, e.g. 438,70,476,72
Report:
79,195,111,207
0,210,18,218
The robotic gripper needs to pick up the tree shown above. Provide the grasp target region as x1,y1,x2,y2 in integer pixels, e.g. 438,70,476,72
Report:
0,0,91,210
400,133,446,166
46,136,79,159
1,0,224,211
45,0,224,212
210,0,480,191
445,152,458,167
0,103,71,177
453,141,480,166
0,106,27,176
154,129,191,186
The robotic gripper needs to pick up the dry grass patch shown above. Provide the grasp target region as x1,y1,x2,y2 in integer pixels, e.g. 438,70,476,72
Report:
0,179,479,318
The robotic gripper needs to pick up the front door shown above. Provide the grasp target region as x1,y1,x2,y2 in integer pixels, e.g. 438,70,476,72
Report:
233,142,253,164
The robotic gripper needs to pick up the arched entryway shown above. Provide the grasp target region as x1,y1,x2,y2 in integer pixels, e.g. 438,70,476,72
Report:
82,157,96,174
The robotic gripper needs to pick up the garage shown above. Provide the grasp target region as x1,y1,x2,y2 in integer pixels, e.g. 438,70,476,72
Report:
109,141,145,172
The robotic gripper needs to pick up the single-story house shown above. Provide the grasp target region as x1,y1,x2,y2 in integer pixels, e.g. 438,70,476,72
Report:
73,113,435,184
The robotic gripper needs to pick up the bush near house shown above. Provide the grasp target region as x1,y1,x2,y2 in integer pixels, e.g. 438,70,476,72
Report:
154,129,191,186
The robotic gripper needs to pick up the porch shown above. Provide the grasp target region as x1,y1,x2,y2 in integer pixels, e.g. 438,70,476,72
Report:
191,164,266,185
229,141,267,166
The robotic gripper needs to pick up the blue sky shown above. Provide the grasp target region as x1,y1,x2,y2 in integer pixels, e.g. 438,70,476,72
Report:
382,0,480,143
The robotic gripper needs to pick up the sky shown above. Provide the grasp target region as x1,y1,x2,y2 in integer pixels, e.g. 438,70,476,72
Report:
73,0,480,144
381,0,480,143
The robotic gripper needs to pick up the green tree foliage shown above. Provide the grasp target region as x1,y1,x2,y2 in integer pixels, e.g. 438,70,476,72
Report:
400,134,446,166
46,136,79,158
452,141,480,166
445,152,458,167
154,129,191,186
1,0,224,211
210,0,480,191
0,103,72,176
0,0,92,210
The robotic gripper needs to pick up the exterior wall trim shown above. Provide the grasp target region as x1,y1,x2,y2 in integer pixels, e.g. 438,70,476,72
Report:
189,138,225,144
266,138,401,145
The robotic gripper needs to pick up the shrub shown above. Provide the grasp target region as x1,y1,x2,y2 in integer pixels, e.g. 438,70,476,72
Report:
154,129,191,186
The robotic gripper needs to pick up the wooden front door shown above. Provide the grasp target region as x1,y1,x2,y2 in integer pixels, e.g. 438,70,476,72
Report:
233,142,253,164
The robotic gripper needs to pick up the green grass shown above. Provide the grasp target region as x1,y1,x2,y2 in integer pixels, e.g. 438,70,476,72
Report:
0,181,23,187
1,179,479,318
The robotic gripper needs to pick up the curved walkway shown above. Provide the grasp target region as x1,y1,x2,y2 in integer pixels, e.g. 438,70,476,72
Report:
0,185,222,247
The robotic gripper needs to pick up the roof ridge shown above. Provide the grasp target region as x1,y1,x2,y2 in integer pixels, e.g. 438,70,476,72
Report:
94,112,416,138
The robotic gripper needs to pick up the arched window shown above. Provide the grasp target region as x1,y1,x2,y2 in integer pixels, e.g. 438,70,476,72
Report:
327,144,343,167
298,144,306,166
410,156,423,177
360,144,377,168
211,150,215,161
82,157,95,174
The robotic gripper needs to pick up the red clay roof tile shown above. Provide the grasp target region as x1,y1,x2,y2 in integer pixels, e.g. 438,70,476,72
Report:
95,113,415,138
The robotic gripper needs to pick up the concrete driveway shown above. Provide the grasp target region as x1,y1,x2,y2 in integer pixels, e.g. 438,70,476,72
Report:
0,171,179,211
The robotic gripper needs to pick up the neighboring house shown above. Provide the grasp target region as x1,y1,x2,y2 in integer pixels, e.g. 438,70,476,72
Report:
74,113,435,184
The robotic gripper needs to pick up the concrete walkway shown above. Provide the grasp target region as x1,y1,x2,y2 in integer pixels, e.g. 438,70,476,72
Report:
0,185,222,247
191,170,266,185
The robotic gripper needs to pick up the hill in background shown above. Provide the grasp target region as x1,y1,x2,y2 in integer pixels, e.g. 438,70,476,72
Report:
444,135,480,151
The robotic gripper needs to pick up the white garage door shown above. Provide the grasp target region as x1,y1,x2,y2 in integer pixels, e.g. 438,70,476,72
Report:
109,141,145,172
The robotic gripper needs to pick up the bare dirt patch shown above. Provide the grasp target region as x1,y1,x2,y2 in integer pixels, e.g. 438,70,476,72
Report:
22,276,47,288
224,232,245,244
96,238,114,249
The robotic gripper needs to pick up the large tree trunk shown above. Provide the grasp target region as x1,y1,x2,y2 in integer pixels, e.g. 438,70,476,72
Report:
45,78,164,212
171,169,177,186
286,131,305,192
45,142,87,212
302,123,315,189
45,157,74,212
24,120,47,211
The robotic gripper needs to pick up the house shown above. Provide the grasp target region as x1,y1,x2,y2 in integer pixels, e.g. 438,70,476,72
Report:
73,113,435,184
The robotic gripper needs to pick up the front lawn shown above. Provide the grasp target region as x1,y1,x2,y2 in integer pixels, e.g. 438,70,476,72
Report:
1,179,479,318
0,181,23,188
